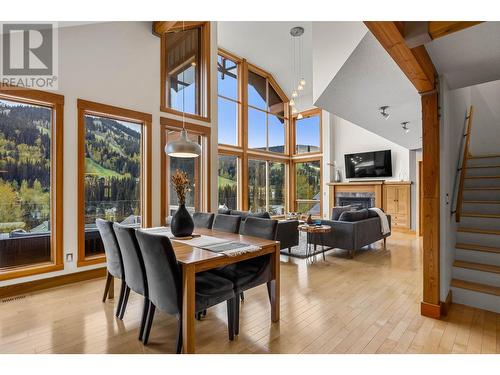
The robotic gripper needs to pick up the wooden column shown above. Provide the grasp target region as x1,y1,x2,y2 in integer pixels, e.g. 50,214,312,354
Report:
421,91,441,318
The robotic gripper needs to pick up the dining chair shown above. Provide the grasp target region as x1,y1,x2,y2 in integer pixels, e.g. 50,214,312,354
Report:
192,212,215,229
112,223,149,341
213,216,278,335
96,219,126,317
212,214,241,233
135,230,237,351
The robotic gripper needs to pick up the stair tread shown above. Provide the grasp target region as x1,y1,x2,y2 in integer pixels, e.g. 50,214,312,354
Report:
457,227,500,235
464,187,500,190
469,154,500,159
462,213,500,218
453,260,500,274
467,164,500,169
465,175,500,179
451,278,500,296
464,200,500,204
456,242,500,254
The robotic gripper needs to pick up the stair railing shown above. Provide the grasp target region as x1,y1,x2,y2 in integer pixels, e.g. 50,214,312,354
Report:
452,105,474,222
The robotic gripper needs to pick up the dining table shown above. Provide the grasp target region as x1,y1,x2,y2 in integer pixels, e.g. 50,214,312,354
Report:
152,227,281,354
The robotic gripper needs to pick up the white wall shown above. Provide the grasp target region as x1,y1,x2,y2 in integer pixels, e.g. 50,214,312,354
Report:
0,22,219,287
469,79,500,155
330,115,411,182
440,77,472,300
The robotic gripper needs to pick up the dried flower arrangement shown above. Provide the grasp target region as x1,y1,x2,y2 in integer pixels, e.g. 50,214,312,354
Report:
171,169,190,205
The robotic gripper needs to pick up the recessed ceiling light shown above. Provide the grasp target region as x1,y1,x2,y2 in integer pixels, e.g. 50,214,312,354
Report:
401,121,410,134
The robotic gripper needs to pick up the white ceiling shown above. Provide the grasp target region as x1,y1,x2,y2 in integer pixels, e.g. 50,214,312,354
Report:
315,32,422,150
217,21,313,111
426,22,500,90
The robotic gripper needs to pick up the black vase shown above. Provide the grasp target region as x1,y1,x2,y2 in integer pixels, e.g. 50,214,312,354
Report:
171,204,194,237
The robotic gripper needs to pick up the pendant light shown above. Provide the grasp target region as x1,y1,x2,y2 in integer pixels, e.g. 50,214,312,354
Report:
165,22,201,158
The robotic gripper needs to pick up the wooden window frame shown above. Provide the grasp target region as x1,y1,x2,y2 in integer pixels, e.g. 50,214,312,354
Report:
77,99,152,267
291,108,323,157
160,22,211,123
160,117,211,225
0,87,64,281
216,151,242,210
291,156,323,218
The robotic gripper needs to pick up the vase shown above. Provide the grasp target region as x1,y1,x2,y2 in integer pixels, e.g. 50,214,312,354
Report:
170,204,194,237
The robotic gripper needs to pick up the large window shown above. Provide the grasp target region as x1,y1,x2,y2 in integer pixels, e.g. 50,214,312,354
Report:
0,89,63,280
248,159,286,215
217,54,239,146
294,110,321,154
247,69,287,153
218,155,238,209
161,22,210,121
78,100,151,266
294,160,321,216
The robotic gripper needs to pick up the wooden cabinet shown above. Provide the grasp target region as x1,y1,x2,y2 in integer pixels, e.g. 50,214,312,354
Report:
383,182,411,229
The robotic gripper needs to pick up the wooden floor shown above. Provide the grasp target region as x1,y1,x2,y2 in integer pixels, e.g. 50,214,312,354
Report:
1,232,499,354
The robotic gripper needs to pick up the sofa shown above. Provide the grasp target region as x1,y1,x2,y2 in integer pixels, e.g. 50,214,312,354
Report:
218,209,299,251
310,206,391,258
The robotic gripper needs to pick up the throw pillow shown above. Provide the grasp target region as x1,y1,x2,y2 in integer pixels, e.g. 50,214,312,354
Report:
338,209,369,222
218,208,231,215
248,211,271,220
230,210,249,222
332,205,352,221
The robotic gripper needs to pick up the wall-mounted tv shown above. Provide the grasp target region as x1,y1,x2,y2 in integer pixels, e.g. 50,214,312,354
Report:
344,150,393,179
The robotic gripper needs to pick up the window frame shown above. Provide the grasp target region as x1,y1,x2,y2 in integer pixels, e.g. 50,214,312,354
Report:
77,99,152,267
217,152,241,210
291,156,323,218
292,108,323,156
160,117,211,225
0,86,64,281
160,22,211,123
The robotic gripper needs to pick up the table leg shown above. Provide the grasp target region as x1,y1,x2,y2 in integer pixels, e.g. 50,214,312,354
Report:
270,243,280,322
321,233,326,261
109,276,114,299
181,264,196,354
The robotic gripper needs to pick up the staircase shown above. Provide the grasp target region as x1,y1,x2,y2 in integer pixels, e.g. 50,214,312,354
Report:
451,153,500,313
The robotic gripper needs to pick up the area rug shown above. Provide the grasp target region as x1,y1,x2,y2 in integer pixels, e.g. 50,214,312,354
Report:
280,232,336,259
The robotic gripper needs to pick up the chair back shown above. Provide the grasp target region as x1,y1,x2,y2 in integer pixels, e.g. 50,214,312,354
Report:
95,219,124,279
113,223,147,296
240,217,278,240
213,214,241,233
192,212,215,229
136,230,182,315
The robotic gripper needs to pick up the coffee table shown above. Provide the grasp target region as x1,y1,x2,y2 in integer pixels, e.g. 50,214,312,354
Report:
297,224,332,262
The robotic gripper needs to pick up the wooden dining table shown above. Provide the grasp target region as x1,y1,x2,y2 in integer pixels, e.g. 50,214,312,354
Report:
166,227,281,354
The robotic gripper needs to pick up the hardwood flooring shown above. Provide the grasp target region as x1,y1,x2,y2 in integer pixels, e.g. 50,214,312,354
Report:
0,232,498,354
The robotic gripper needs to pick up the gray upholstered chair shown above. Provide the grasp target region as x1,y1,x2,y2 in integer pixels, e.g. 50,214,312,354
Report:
212,214,241,233
96,219,126,317
135,230,237,350
112,223,149,341
212,217,278,335
192,212,215,229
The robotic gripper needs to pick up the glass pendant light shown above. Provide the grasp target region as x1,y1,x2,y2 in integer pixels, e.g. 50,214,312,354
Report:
297,113,303,120
291,107,298,115
299,78,306,86
297,84,304,91
165,22,201,158
289,98,295,106
292,90,298,98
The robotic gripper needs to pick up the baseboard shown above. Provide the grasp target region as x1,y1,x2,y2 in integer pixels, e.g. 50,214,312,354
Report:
420,301,441,319
440,291,453,316
0,267,107,299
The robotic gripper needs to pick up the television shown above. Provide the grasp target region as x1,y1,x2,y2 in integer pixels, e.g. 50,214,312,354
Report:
344,150,392,179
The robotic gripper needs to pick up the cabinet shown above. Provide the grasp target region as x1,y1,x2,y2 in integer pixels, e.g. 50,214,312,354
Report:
383,182,411,229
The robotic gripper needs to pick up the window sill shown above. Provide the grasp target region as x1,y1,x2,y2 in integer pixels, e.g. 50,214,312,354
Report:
0,262,64,282
160,106,211,124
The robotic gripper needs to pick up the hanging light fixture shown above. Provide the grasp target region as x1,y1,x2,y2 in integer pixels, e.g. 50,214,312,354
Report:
290,26,305,114
165,22,201,158
379,105,390,120
401,121,410,134
297,113,304,120
289,98,296,107
291,107,298,115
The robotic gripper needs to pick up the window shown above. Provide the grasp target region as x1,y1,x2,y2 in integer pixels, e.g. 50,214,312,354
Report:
0,89,63,280
294,160,321,216
247,70,287,153
217,54,239,146
78,100,151,266
160,118,211,224
161,23,210,121
248,159,286,215
294,110,321,154
218,155,238,209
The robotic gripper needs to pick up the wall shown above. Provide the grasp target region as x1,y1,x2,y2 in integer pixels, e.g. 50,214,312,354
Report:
468,79,500,155
440,77,472,300
0,22,219,287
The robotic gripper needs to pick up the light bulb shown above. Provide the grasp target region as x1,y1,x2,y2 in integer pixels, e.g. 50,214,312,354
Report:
291,107,298,114
292,90,298,98
299,78,306,86
289,99,295,106
297,84,304,91
297,113,303,120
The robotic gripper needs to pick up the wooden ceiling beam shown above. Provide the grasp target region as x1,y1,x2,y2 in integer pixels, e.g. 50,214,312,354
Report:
152,21,177,36
428,21,482,40
153,21,209,37
364,21,436,93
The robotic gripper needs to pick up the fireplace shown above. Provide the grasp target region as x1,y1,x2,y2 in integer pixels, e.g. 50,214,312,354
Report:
335,191,376,209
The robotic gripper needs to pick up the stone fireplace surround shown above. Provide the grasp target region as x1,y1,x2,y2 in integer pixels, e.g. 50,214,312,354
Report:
335,192,376,209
